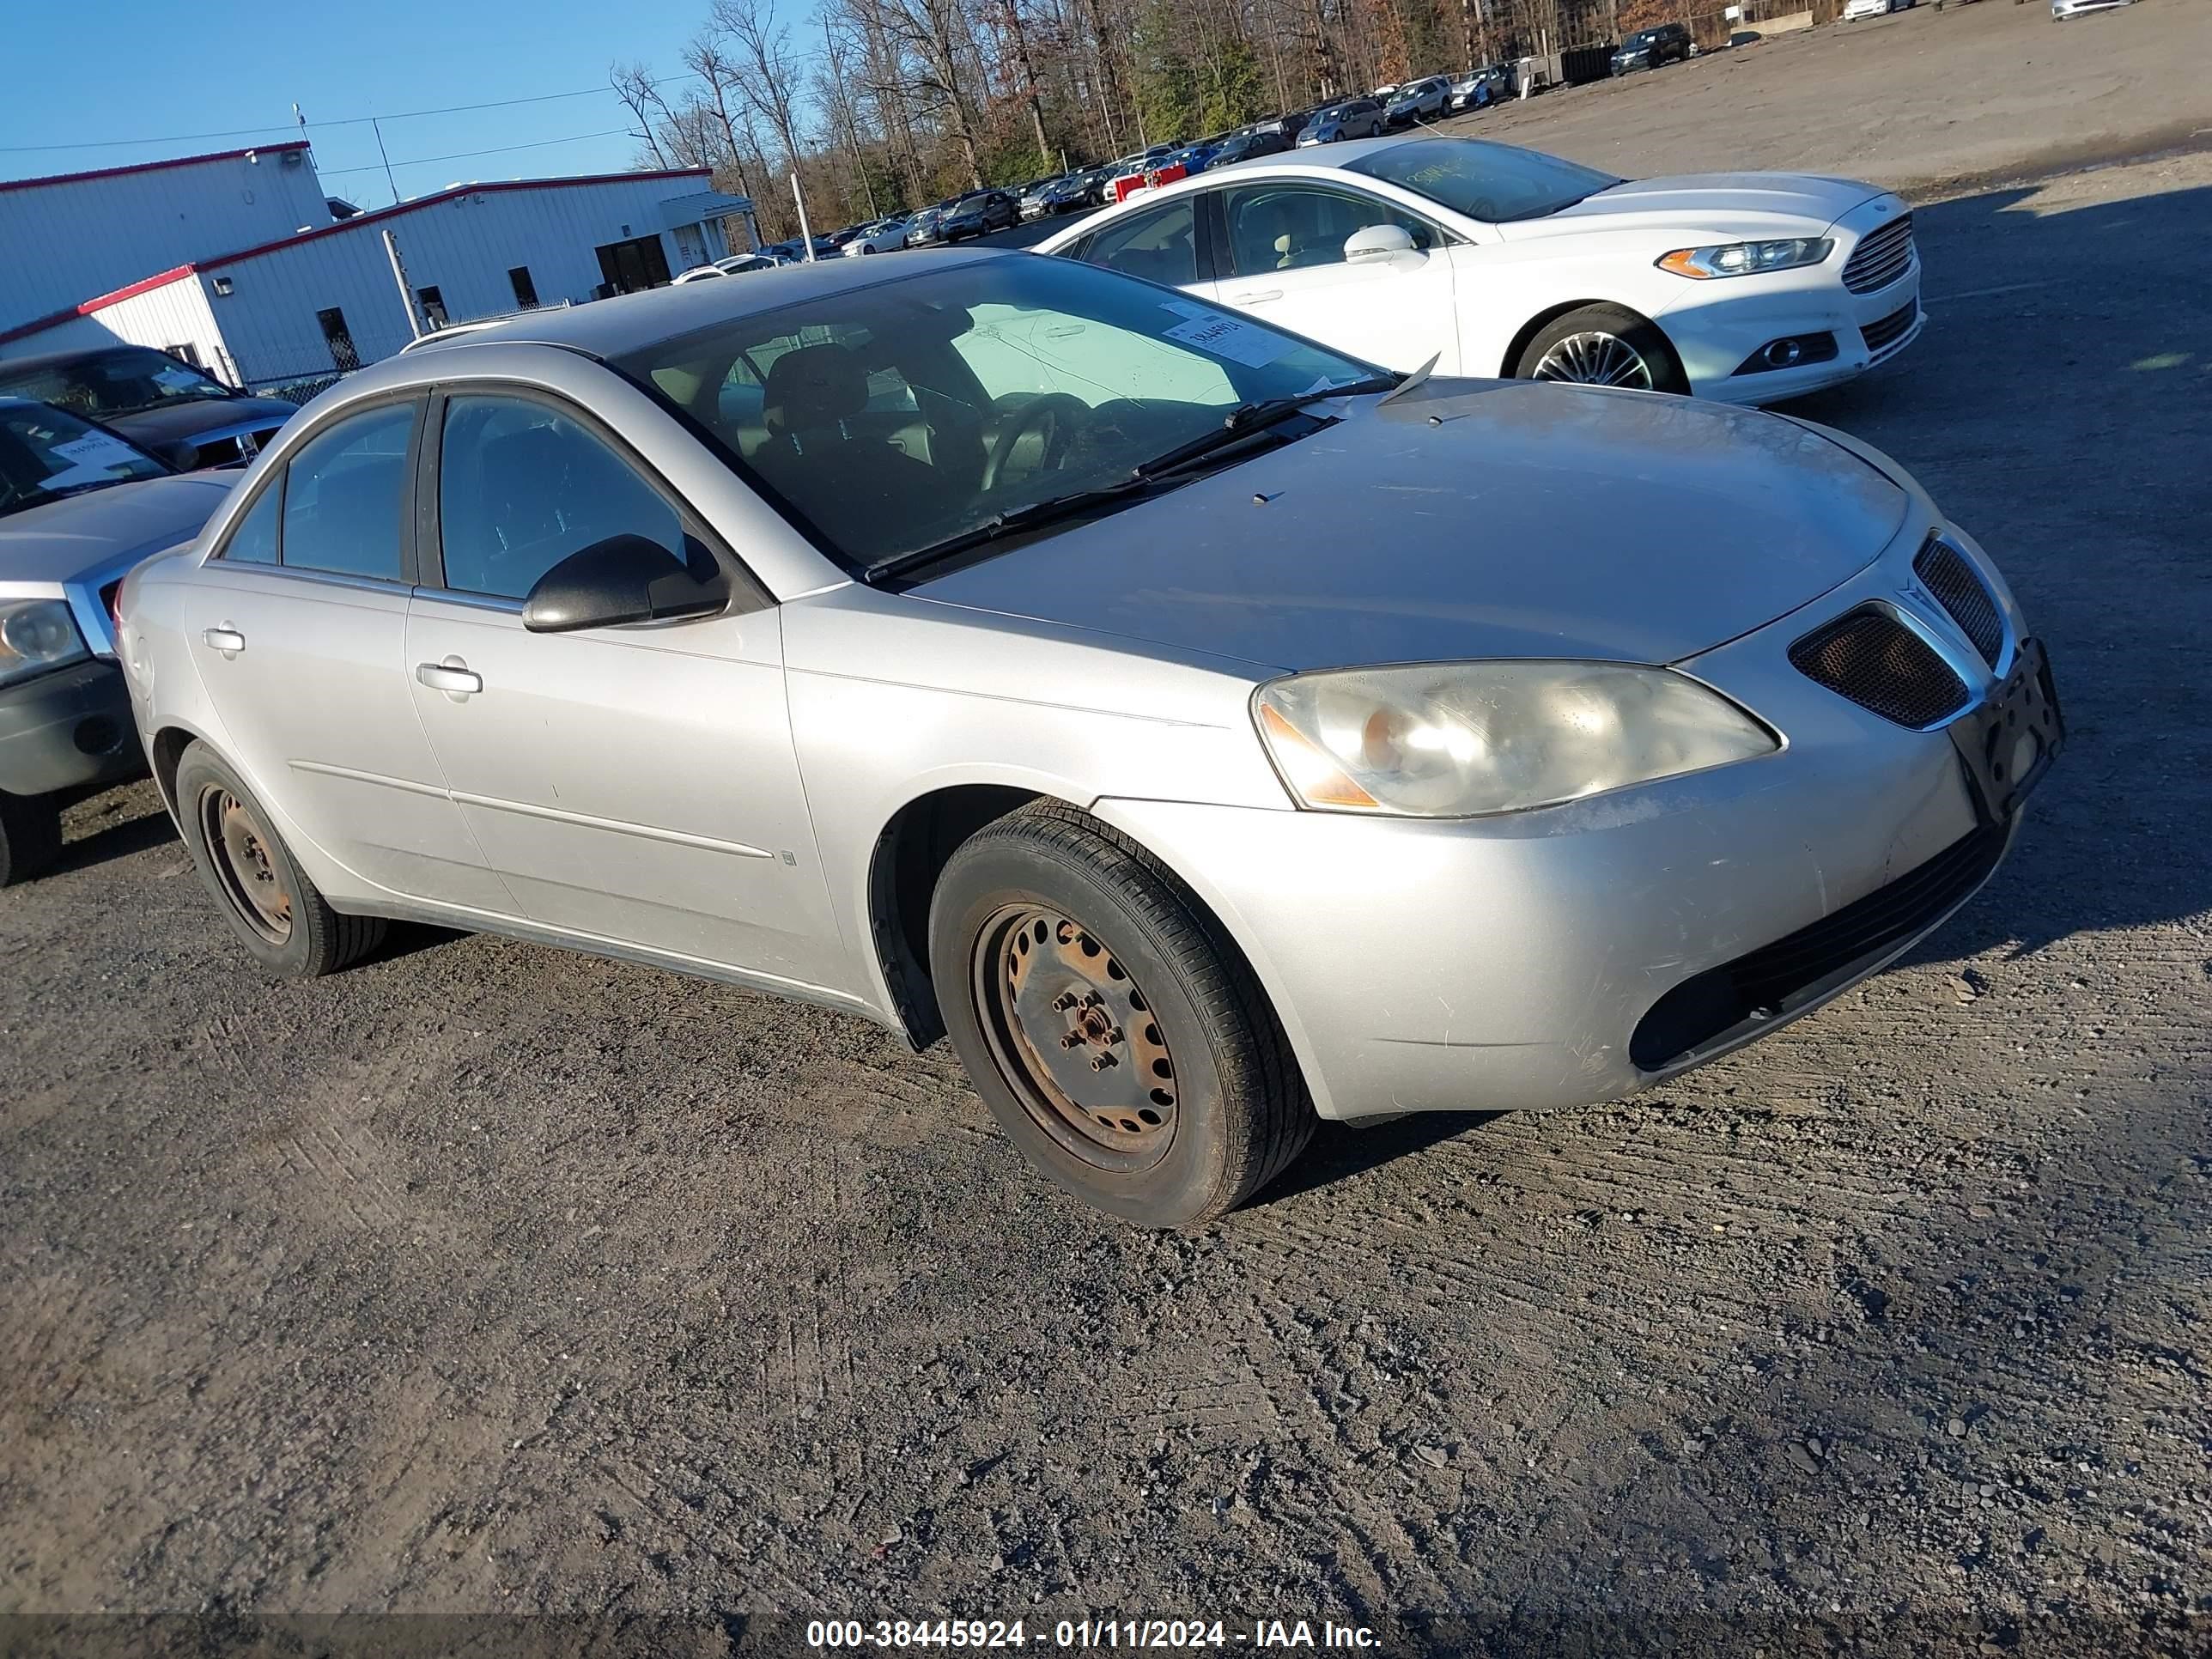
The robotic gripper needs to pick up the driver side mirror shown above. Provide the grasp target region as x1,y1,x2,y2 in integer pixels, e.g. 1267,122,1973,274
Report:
522,535,731,635
157,438,203,471
1345,223,1419,264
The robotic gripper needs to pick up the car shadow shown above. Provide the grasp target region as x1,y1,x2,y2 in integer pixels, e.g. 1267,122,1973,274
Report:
1252,1110,1507,1208
46,800,178,878
1770,175,2212,965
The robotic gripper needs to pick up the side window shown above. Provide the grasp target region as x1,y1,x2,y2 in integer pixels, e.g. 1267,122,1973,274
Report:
217,477,282,564
1079,200,1200,289
436,395,683,601
1221,185,1436,276
280,403,415,580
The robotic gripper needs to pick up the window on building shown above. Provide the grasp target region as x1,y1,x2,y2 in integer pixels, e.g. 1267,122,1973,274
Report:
279,403,416,581
316,307,361,373
508,266,539,308
417,285,449,329
165,343,204,369
594,234,673,295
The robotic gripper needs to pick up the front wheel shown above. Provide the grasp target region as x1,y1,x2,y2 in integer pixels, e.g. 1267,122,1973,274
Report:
0,789,64,888
1515,304,1690,393
930,803,1315,1228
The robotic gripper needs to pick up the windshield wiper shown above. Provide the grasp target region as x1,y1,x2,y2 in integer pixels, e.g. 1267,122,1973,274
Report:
1131,376,1396,481
866,476,1170,583
866,376,1396,585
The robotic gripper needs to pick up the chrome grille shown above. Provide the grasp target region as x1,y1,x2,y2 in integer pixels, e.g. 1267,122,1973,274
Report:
1843,214,1915,293
1862,301,1919,357
1789,606,1970,727
1913,538,2004,667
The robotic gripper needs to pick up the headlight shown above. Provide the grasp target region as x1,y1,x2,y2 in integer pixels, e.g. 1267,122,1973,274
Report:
0,599,89,689
1253,661,1778,817
1657,238,1833,279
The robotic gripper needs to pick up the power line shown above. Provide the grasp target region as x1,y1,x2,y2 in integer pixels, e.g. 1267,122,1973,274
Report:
315,129,641,179
0,76,702,158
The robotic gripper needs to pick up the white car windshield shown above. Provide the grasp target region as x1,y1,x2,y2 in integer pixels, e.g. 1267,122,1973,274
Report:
0,400,167,518
616,258,1381,577
1347,137,1620,222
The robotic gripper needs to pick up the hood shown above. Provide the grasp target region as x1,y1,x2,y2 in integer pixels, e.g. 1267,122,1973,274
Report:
107,395,296,451
914,380,1906,673
1505,173,1882,242
0,472,234,588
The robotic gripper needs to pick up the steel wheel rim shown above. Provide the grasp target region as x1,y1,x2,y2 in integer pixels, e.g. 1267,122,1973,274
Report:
971,905,1179,1173
1533,331,1656,389
199,786,293,944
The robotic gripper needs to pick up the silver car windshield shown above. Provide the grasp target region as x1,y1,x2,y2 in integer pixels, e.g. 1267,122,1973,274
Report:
0,400,167,519
1347,137,1620,222
614,258,1376,575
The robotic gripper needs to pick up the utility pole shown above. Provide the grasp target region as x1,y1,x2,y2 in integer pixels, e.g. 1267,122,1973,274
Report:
791,173,817,260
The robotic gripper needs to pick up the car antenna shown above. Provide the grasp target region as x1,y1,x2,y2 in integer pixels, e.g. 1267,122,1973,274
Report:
1376,353,1441,405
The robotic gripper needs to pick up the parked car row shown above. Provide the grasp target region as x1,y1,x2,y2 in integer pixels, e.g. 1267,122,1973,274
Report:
86,223,2052,1230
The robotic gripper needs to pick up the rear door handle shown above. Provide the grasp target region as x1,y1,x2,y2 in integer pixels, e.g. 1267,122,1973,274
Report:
416,661,483,696
1231,289,1284,304
201,627,246,654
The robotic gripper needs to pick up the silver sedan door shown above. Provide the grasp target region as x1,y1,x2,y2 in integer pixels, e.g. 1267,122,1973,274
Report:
402,389,848,994
179,395,513,911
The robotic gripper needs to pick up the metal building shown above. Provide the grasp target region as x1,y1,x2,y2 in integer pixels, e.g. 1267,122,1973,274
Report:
0,143,331,335
0,148,756,392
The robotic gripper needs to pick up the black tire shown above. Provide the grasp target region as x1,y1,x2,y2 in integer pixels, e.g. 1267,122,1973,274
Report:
1514,303,1690,393
929,801,1315,1228
173,739,385,978
0,789,64,888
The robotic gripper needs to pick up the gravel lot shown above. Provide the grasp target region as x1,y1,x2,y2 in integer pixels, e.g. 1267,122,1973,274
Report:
5,13,2211,1656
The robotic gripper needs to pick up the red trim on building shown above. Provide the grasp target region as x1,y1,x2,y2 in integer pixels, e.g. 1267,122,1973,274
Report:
0,141,312,196
201,167,714,269
0,265,200,346
0,164,720,347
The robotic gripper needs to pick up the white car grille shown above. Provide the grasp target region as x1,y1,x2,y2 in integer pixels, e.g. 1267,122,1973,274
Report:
1843,215,1915,294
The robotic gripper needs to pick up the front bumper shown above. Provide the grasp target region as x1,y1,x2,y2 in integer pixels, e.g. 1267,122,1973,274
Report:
1656,196,1923,403
0,657,143,799
1094,532,2037,1121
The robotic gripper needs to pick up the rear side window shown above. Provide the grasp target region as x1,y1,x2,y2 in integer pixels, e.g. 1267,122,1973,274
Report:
279,403,415,581
436,395,683,600
1078,199,1200,289
219,477,282,564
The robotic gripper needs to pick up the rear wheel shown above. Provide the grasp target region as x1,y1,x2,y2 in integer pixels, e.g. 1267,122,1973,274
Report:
930,802,1315,1228
1516,303,1689,393
174,740,385,978
0,789,64,888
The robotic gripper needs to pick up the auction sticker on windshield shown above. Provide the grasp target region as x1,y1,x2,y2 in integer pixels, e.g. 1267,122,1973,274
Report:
1163,313,1297,368
46,431,146,484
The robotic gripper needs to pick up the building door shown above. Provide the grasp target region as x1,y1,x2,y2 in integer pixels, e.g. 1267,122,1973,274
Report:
594,234,673,294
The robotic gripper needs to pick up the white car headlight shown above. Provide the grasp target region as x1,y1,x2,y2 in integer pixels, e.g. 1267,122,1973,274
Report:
1657,238,1833,279
1253,662,1778,817
0,598,89,690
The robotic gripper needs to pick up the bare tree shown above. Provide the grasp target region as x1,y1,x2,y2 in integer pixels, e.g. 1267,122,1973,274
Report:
609,62,675,167
714,0,811,173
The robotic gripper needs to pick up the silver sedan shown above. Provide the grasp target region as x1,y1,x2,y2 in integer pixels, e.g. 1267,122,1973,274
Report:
115,249,2060,1226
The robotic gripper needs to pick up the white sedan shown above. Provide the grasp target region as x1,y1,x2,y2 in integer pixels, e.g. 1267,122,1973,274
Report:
1033,135,1923,402
839,217,910,256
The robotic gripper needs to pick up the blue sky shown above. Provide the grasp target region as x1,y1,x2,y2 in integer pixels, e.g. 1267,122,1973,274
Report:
2,0,753,198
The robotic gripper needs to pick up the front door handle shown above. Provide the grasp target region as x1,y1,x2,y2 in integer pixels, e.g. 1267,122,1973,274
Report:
1231,289,1284,304
201,627,246,655
416,660,483,696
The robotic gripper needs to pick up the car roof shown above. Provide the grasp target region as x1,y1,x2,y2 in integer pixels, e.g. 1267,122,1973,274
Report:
386,245,1011,363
